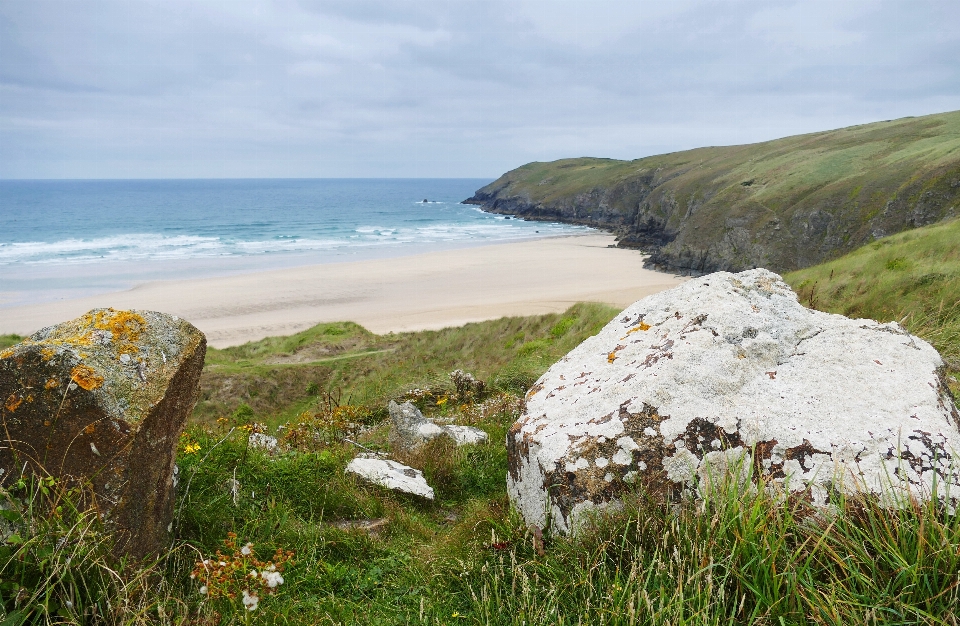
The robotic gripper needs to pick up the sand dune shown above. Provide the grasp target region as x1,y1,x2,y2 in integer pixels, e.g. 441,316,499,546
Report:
0,234,686,348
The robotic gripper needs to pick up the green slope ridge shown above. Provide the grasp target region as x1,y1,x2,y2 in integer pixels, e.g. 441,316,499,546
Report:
467,110,960,274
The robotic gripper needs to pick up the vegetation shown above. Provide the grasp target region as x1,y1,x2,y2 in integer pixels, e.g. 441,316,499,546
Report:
4,220,960,623
0,335,21,351
469,109,960,274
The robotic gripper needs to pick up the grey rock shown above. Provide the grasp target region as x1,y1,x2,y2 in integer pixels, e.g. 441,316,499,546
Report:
507,270,960,534
388,400,488,451
0,308,206,557
346,453,434,499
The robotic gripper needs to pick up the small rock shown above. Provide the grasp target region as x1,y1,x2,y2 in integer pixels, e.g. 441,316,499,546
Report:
346,453,435,499
249,433,278,451
388,400,488,451
333,517,389,536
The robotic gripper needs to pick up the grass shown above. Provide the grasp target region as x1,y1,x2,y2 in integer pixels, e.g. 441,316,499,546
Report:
4,226,960,622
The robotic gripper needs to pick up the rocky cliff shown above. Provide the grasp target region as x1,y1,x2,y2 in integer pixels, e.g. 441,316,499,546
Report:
466,111,960,274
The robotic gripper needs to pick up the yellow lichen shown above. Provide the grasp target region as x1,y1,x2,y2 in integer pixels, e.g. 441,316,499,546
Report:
117,343,139,356
70,364,104,391
40,347,56,361
93,309,146,343
0,348,13,359
4,394,22,412
620,322,652,340
45,377,60,389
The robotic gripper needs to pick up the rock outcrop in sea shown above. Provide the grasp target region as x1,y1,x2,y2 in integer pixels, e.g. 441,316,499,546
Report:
506,269,960,535
0,308,206,557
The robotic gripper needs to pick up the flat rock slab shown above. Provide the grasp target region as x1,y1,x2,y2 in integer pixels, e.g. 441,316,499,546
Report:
346,454,435,499
388,400,488,450
0,308,206,557
507,269,960,534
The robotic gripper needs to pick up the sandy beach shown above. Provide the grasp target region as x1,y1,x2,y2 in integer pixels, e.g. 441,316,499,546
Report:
0,233,686,348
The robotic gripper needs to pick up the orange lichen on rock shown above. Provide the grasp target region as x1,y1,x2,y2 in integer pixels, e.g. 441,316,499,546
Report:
45,377,60,389
70,364,104,391
94,309,146,343
4,394,23,412
85,424,96,434
621,322,652,340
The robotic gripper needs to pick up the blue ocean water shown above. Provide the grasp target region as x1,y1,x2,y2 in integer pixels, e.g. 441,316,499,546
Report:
0,179,589,307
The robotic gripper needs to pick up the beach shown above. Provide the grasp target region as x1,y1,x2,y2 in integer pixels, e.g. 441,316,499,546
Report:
0,233,686,348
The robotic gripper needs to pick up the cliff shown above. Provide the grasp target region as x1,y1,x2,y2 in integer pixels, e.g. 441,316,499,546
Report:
465,110,960,274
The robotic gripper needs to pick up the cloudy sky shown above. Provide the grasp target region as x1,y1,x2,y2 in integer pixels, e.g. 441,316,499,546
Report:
1,0,958,179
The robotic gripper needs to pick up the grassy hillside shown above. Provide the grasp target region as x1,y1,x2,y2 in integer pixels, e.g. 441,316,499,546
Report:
467,110,960,275
195,303,620,427
4,234,960,623
785,216,960,395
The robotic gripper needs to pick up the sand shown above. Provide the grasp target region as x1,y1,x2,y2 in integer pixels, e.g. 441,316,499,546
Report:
0,233,687,348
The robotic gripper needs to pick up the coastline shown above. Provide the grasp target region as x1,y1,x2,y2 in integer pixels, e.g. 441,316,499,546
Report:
0,233,687,348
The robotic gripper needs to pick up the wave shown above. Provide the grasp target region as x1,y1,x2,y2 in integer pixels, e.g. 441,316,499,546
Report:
0,221,590,266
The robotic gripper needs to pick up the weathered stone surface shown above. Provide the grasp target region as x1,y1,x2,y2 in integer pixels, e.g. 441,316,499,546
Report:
345,453,435,499
507,269,960,534
249,433,278,451
0,308,206,557
388,400,488,450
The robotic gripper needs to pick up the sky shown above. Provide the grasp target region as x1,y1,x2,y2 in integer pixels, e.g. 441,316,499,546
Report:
1,0,959,179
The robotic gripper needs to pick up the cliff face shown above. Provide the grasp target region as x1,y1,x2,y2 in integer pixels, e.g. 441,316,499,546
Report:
466,111,960,274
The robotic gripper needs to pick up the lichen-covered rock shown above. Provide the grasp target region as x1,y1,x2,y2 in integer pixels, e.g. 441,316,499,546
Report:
507,269,960,534
0,308,206,557
388,400,488,450
345,453,435,499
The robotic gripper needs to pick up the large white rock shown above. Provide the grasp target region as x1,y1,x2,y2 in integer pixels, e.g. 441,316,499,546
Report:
346,454,435,499
507,269,960,534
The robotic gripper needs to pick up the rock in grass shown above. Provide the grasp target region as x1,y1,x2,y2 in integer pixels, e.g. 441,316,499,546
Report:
388,400,488,450
346,453,435,499
0,308,206,558
507,269,960,535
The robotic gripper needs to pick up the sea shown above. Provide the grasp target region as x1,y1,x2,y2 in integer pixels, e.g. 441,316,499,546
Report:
0,179,590,308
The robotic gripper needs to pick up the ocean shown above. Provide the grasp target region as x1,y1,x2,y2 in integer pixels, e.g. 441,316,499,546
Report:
0,179,590,308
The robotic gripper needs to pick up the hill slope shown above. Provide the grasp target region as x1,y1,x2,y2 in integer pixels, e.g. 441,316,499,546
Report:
466,110,960,274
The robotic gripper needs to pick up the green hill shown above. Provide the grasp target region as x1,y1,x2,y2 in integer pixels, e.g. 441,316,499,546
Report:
467,110,960,274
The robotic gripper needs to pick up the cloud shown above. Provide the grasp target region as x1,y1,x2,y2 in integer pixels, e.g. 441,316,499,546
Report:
0,0,958,178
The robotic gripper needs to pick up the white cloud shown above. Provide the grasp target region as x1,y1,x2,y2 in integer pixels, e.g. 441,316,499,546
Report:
0,0,958,178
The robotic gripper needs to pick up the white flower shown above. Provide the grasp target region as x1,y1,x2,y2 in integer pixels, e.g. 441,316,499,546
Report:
241,542,253,556
199,585,208,595
242,589,259,611
261,570,284,588
249,569,258,578
219,561,226,567
65,600,74,609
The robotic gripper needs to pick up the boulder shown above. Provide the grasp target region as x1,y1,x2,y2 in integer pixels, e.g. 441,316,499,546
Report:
345,453,435,499
507,269,960,534
388,400,488,450
0,308,206,557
